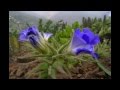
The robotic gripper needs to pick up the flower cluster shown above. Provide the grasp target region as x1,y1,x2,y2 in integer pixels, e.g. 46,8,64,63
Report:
19,26,100,59
18,26,112,77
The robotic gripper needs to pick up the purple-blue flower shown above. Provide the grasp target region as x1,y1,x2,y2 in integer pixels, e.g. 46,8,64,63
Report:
19,26,41,48
43,33,53,41
19,26,53,48
70,28,100,59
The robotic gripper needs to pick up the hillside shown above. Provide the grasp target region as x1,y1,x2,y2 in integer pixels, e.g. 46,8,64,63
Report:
50,11,110,25
9,11,40,25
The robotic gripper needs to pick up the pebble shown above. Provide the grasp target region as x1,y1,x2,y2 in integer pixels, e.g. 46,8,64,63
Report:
77,74,82,78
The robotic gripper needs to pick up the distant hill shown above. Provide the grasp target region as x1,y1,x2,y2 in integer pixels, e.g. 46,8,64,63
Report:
9,11,48,32
50,11,109,25
9,11,47,25
9,11,111,31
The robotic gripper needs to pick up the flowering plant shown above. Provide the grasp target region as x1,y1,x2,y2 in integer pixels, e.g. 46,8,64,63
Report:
19,26,111,79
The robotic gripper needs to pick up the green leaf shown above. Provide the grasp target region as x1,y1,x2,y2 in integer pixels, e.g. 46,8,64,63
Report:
63,65,72,79
52,60,67,76
65,56,78,69
72,21,80,29
60,38,68,44
48,66,52,76
56,66,67,75
50,37,60,49
52,59,64,68
65,25,72,34
95,60,111,76
67,63,74,69
57,40,71,54
39,63,49,71
9,35,19,53
46,43,57,54
48,66,56,79
39,70,48,79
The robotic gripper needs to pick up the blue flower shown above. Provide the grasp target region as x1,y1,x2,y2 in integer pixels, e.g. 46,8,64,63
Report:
70,28,100,59
43,33,53,41
19,26,52,48
19,26,40,47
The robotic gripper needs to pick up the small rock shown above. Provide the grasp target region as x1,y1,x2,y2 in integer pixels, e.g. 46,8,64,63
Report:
77,74,82,78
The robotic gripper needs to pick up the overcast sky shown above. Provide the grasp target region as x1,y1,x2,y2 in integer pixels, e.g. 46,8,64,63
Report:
21,11,111,19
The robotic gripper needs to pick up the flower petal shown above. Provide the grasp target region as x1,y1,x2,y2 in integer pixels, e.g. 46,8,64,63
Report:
90,34,100,45
19,34,28,42
70,29,86,49
19,29,29,42
82,28,95,42
82,34,90,44
72,45,94,55
91,52,99,59
19,26,40,42
27,26,40,36
29,35,40,48
43,33,53,40
74,48,91,55
72,48,98,59
74,28,84,38
29,36,38,46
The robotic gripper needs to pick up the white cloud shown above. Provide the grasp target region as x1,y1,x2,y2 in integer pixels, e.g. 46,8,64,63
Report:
17,11,111,19
46,11,59,19
23,11,59,19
